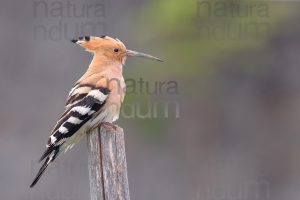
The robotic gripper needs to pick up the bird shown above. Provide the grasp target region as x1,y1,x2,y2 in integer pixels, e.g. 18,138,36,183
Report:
30,35,162,188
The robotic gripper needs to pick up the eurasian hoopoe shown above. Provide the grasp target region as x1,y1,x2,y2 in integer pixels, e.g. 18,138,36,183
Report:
30,35,162,188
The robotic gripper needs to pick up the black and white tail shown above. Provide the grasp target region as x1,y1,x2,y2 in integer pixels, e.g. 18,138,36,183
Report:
30,147,59,188
30,87,109,188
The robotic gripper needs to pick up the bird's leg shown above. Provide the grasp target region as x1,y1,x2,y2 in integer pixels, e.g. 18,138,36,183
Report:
87,125,99,133
100,122,119,131
87,122,119,133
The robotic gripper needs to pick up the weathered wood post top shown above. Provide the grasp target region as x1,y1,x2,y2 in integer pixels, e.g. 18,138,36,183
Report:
87,124,130,200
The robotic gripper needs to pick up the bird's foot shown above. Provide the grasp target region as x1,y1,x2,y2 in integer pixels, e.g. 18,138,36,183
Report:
87,122,119,133
86,125,99,133
100,122,119,131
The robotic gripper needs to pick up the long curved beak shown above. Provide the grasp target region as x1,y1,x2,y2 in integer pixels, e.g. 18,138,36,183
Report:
126,50,163,62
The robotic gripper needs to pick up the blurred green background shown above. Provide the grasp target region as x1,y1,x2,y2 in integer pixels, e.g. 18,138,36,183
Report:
0,0,300,199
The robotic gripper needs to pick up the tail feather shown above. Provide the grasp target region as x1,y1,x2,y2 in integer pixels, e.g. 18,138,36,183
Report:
39,147,53,162
30,157,51,188
30,147,59,188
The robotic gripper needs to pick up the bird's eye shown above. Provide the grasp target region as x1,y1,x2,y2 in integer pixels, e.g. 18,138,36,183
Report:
113,48,119,53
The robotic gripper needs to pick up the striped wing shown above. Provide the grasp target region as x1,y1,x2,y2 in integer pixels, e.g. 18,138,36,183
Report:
66,83,98,108
30,86,110,188
41,86,110,161
52,83,99,134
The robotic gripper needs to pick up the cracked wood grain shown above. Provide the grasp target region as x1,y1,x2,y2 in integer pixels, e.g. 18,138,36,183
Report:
87,125,130,200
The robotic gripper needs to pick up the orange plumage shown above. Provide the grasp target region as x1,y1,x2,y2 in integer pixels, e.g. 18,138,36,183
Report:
30,35,162,188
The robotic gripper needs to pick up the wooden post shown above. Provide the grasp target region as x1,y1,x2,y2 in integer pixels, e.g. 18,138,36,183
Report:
87,125,130,200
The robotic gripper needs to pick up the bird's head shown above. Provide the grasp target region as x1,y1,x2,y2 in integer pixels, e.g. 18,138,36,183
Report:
71,35,163,64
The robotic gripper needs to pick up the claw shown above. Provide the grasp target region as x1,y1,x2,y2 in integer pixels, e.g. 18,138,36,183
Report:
100,122,118,131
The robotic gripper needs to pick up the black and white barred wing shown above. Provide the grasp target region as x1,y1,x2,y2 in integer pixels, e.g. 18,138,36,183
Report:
52,89,108,143
30,87,109,188
46,83,97,136
65,83,98,108
46,86,109,156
